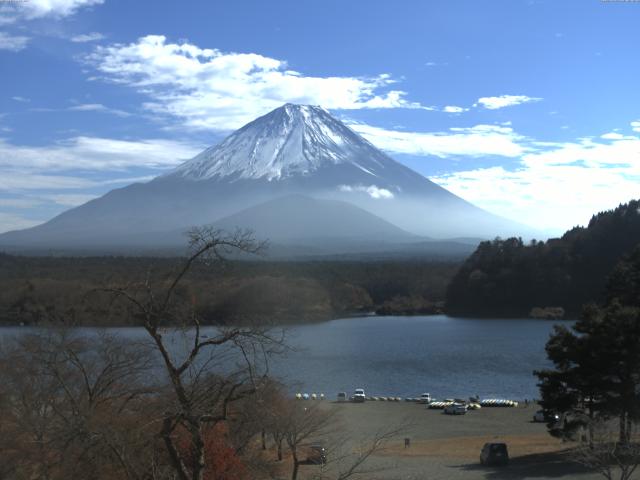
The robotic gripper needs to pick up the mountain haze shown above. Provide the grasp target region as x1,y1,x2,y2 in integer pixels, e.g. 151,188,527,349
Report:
0,104,526,255
213,195,416,243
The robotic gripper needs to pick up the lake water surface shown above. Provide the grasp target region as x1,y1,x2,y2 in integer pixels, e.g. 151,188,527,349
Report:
0,315,570,401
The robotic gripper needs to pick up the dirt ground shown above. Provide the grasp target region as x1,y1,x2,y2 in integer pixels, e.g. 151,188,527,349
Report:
292,401,607,480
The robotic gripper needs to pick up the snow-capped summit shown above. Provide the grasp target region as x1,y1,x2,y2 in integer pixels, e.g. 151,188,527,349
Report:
169,103,392,182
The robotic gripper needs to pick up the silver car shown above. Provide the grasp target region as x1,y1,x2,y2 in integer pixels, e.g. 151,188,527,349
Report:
444,403,467,415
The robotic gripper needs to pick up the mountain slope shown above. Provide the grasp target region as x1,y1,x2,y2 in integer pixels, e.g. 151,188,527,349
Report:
0,103,528,252
212,194,417,243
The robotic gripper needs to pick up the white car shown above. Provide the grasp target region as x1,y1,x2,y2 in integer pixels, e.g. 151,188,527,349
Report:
419,393,432,404
352,388,366,403
444,403,468,415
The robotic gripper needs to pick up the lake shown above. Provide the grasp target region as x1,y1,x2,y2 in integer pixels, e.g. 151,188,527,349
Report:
0,315,569,401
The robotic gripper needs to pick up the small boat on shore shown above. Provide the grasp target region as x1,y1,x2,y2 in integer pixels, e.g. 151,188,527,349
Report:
480,398,518,407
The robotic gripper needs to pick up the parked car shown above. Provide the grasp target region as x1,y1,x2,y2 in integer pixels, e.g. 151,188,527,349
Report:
533,409,560,423
307,443,327,464
337,392,347,402
419,392,432,404
352,388,366,403
480,442,509,466
444,403,467,415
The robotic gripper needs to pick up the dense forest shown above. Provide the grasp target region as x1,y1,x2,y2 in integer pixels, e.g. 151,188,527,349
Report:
0,254,458,326
446,199,640,318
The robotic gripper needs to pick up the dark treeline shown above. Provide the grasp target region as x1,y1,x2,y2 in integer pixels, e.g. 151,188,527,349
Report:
446,199,640,318
0,254,459,326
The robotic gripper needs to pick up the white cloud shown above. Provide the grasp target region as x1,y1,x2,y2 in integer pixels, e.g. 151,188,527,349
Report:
68,103,130,117
443,105,468,114
0,31,29,51
476,95,541,110
11,96,30,102
631,120,640,133
0,172,96,190
70,32,105,43
0,0,103,22
44,193,99,206
351,123,527,158
100,175,156,185
0,135,203,232
0,212,43,234
85,35,428,131
339,184,394,199
0,137,203,172
432,133,640,232
0,194,95,208
601,132,626,140
0,198,42,208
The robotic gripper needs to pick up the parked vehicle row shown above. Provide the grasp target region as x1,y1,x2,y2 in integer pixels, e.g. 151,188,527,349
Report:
335,388,545,470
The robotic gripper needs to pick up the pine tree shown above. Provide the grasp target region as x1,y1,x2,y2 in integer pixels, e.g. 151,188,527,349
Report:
536,246,640,445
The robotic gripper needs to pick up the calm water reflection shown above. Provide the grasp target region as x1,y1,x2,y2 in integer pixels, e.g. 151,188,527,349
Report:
0,315,570,400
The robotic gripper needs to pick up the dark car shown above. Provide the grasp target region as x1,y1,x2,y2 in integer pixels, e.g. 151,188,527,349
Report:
307,444,327,464
533,409,561,424
480,442,509,466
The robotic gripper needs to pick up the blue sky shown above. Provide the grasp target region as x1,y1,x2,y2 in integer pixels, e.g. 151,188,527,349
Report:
0,0,639,235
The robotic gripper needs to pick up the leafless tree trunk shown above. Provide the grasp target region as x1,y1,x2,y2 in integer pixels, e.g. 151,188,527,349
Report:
281,402,337,480
102,227,285,480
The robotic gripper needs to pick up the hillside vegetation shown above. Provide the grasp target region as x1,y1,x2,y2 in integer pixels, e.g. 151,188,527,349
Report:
446,199,640,317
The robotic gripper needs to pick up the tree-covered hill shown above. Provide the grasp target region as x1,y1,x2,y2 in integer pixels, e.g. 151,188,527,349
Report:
0,255,457,326
445,199,640,318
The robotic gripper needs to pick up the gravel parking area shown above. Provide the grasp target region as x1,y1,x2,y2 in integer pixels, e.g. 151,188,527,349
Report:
296,401,603,480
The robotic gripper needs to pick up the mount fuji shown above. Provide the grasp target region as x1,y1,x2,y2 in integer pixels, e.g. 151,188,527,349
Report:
0,104,525,256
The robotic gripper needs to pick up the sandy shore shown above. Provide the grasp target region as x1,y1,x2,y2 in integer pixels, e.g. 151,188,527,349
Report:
293,401,603,480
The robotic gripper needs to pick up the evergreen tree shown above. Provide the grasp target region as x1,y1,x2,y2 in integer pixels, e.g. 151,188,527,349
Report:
536,248,640,445
447,199,640,317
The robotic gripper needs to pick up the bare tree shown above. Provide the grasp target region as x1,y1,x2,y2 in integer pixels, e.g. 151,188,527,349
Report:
262,391,403,480
1,226,401,480
0,330,159,480
101,227,285,480
572,420,640,480
281,402,338,480
329,426,403,480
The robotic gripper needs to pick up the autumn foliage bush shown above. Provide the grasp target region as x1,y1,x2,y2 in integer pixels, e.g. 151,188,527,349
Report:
177,423,247,480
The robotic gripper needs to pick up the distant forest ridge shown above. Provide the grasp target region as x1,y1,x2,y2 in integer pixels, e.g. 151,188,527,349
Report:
445,199,640,318
0,257,457,326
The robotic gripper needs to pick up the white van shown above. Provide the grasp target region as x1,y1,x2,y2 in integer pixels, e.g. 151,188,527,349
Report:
352,388,366,403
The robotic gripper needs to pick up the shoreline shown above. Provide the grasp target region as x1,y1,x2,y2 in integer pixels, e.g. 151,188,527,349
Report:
0,311,574,329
